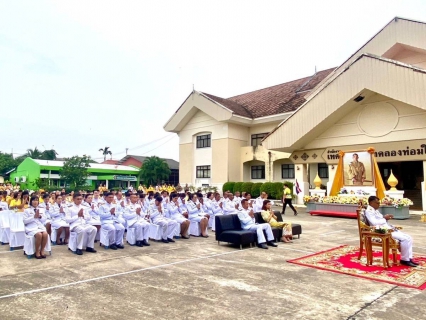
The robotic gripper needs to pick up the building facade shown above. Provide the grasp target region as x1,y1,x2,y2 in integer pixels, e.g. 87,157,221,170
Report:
10,158,139,190
263,17,426,210
164,69,334,190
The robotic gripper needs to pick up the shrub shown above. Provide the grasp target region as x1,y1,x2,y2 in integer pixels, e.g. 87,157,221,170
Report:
272,182,284,200
260,182,274,198
233,182,244,194
241,182,254,194
222,182,235,193
251,182,263,198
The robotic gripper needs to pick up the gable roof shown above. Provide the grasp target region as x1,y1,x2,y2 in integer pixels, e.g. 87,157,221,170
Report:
118,155,179,170
32,159,139,172
198,68,335,119
262,53,426,152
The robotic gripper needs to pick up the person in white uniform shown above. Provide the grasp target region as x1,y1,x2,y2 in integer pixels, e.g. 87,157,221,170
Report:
65,193,97,255
365,196,418,267
114,191,127,226
23,196,49,259
238,199,277,249
124,194,150,247
210,193,223,232
222,193,239,215
99,192,126,250
37,193,52,237
167,193,190,239
186,193,210,237
48,195,70,245
83,194,101,234
150,196,179,243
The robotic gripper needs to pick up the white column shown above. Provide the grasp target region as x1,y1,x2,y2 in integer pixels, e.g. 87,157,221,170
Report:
105,180,109,189
295,163,309,205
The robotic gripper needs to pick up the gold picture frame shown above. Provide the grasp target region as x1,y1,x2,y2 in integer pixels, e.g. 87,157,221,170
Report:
342,151,375,187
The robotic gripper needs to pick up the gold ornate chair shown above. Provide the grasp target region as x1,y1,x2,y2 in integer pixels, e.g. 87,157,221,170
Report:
356,207,400,266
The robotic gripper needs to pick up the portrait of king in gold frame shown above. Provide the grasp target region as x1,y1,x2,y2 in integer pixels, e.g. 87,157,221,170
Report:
343,151,374,187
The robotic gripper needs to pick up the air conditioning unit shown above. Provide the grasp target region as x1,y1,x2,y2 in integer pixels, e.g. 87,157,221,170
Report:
15,177,20,183
21,176,27,182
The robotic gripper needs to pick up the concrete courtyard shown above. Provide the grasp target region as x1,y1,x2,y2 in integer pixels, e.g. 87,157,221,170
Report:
1,207,426,320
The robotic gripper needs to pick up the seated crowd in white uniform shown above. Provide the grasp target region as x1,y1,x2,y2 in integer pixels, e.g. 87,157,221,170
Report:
0,189,282,259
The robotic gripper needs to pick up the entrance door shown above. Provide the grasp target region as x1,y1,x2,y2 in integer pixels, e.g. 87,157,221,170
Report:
378,161,423,210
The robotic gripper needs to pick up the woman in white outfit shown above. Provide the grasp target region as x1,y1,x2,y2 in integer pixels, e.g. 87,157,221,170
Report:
186,193,210,238
23,196,49,259
49,195,70,245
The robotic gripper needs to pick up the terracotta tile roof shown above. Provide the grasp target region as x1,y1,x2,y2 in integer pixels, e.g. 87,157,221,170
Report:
201,92,253,118
201,68,335,119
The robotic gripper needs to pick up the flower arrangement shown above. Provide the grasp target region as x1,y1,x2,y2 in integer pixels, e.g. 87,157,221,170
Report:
380,197,413,208
338,188,369,195
303,195,320,204
304,196,412,207
338,188,348,194
373,225,391,234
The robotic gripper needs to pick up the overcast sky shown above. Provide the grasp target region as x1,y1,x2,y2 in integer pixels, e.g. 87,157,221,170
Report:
1,0,425,163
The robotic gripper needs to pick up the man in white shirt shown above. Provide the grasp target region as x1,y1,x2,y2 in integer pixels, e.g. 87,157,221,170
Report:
253,192,268,213
238,199,277,249
150,196,179,243
365,196,417,267
222,193,239,215
124,194,150,247
65,193,97,255
99,192,126,250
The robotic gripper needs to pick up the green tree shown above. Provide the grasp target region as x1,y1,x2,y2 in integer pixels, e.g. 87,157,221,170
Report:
99,146,112,161
0,152,18,175
139,156,171,185
41,149,58,160
26,147,43,159
59,155,92,189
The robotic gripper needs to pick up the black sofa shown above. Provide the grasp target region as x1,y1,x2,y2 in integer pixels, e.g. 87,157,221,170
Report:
215,212,302,249
215,214,255,249
254,211,302,240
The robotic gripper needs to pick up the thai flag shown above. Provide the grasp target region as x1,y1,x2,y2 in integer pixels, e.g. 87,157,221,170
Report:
295,180,302,194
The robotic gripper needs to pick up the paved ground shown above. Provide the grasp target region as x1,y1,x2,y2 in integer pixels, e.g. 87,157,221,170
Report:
1,208,426,320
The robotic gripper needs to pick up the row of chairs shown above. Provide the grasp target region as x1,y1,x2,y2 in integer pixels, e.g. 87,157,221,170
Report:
0,209,208,257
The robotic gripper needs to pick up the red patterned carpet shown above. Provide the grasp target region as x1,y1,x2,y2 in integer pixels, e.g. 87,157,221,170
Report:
288,245,426,290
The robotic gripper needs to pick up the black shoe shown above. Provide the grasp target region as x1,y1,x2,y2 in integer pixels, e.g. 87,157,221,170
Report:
161,239,169,243
86,247,97,253
136,241,143,247
109,244,118,250
116,244,125,249
267,241,278,247
76,249,83,255
282,212,285,215
257,243,268,249
181,235,190,239
167,238,175,243
400,260,417,267
410,259,419,266
294,211,298,216
141,240,150,246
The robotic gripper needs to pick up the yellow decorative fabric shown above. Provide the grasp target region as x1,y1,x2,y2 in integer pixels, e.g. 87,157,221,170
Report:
330,151,345,196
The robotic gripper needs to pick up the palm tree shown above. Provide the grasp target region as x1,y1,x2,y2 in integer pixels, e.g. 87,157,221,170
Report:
41,149,58,160
99,147,112,161
139,156,171,185
26,147,43,159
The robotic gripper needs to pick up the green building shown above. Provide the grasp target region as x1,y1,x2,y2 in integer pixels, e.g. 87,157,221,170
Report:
10,158,139,190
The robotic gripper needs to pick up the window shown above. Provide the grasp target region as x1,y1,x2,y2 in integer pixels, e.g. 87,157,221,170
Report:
281,164,295,179
251,133,267,147
251,165,265,179
196,165,211,178
318,163,329,178
196,134,211,148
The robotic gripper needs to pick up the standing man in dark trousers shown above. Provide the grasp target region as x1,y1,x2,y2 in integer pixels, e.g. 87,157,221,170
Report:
282,184,297,216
